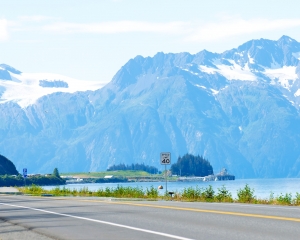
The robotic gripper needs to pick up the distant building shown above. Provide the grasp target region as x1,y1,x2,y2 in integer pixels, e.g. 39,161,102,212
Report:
104,175,114,179
215,168,235,180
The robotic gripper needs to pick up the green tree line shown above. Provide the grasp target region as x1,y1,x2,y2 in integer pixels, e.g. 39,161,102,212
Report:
0,174,66,187
107,163,158,174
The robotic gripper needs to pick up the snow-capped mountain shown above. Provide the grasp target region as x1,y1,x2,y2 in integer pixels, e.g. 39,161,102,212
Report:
1,35,300,178
0,65,106,108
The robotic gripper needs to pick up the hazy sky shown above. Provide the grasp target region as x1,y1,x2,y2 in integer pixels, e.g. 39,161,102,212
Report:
1,0,300,82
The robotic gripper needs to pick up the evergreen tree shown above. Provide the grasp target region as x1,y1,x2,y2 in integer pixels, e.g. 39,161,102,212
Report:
171,153,213,177
52,168,61,178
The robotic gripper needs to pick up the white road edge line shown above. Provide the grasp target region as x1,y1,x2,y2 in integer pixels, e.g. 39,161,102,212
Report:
0,202,194,240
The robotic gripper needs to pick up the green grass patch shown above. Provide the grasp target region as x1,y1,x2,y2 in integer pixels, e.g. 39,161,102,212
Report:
61,170,159,178
17,184,300,206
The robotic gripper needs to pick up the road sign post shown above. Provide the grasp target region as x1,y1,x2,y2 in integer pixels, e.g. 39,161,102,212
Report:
23,168,27,186
160,152,171,195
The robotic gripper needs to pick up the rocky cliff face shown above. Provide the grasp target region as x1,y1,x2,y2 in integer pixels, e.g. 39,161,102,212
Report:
1,35,300,178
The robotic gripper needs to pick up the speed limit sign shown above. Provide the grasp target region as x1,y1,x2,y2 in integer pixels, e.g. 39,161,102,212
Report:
160,152,171,165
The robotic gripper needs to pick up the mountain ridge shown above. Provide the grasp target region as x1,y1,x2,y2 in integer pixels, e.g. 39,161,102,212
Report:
1,35,300,178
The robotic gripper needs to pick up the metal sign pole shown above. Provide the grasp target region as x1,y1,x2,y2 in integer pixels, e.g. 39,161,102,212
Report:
165,164,167,195
160,152,171,197
23,168,27,186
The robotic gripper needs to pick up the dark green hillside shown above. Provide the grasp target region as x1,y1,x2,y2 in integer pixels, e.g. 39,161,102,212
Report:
0,154,19,175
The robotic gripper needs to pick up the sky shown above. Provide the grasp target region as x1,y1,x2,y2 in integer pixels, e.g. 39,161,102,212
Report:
1,0,300,83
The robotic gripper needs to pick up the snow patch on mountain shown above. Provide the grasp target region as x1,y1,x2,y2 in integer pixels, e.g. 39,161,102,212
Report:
292,52,300,60
198,65,216,74
248,53,255,64
195,84,206,89
293,89,300,97
0,72,107,108
264,66,298,90
199,60,257,81
216,61,257,81
210,88,219,95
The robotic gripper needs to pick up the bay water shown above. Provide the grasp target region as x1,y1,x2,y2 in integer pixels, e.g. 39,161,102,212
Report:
43,178,300,199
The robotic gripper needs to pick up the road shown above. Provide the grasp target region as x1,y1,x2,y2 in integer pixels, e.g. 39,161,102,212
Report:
0,195,300,240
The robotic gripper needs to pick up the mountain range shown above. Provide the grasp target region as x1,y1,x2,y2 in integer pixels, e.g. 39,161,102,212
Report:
1,35,300,178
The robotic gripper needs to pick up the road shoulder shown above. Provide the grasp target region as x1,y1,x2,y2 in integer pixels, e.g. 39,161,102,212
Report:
0,187,20,193
0,219,56,240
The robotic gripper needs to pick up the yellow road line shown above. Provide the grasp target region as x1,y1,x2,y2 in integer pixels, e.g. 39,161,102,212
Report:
76,199,300,223
18,196,300,223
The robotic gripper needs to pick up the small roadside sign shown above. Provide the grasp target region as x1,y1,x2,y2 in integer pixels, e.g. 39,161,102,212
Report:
23,168,27,178
160,152,171,165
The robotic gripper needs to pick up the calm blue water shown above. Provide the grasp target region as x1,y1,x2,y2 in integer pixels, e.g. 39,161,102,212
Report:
43,178,300,199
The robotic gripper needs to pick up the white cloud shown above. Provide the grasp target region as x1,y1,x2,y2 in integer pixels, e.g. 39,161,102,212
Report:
42,21,188,34
7,16,300,44
18,15,56,22
0,19,9,41
185,18,300,42
39,18,300,42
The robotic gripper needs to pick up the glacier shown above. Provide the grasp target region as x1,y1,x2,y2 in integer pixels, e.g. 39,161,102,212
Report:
0,70,106,108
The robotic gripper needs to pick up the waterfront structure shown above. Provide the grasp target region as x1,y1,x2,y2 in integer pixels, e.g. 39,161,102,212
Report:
215,168,235,181
177,168,235,182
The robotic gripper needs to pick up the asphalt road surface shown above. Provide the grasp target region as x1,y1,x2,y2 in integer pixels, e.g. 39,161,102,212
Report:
1,195,300,240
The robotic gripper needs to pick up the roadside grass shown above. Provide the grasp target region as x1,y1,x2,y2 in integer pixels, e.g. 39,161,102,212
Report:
18,184,300,206
61,170,158,178
19,184,159,199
